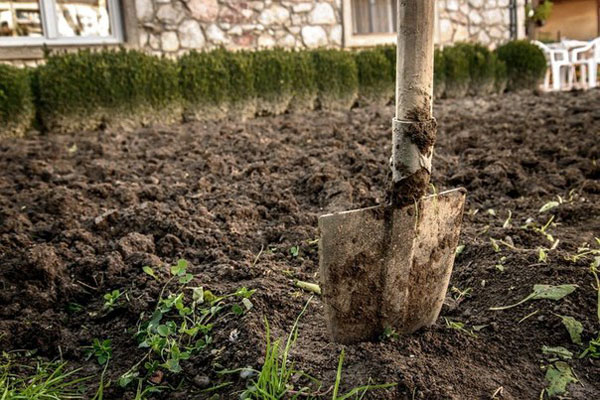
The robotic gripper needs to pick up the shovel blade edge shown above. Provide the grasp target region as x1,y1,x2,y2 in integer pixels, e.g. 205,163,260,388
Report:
319,188,466,344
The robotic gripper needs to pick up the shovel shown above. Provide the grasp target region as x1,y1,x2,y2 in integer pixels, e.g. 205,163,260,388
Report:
319,0,466,344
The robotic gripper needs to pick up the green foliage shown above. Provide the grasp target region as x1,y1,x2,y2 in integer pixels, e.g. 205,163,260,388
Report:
224,50,255,117
288,50,317,111
179,49,229,114
442,44,470,98
0,360,88,399
123,260,254,394
36,49,181,131
252,48,294,115
242,300,394,399
455,43,498,95
545,361,577,397
527,1,554,24
496,40,547,91
311,49,358,111
85,339,112,365
103,289,122,311
434,48,446,98
0,64,34,137
354,48,393,104
494,58,508,94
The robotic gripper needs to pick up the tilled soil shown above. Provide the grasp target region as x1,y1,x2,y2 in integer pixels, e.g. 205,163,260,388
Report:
1,90,599,399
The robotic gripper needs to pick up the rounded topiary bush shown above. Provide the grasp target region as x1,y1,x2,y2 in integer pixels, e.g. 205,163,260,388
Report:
354,48,394,106
433,48,446,99
253,49,294,116
179,49,230,121
496,40,547,91
0,64,34,138
311,49,358,111
442,44,470,98
288,50,317,113
37,49,181,132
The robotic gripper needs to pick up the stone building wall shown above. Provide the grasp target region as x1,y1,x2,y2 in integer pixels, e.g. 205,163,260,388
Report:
136,0,523,56
136,0,343,56
437,0,526,48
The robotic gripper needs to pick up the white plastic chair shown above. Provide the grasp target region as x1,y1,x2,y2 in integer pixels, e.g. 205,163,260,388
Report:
570,37,600,89
532,41,574,91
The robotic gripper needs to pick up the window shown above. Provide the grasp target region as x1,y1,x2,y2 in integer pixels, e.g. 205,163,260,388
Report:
343,0,398,47
0,0,123,46
351,0,396,35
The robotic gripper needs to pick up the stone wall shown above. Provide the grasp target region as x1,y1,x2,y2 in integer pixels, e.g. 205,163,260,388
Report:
136,0,343,56
136,0,523,55
437,0,526,48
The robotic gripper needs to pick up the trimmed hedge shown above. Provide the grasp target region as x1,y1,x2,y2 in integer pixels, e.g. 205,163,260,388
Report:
253,48,294,115
0,40,548,137
311,49,358,111
496,40,547,91
288,50,317,112
179,49,230,121
442,45,471,98
433,48,446,99
0,64,34,138
36,49,181,132
354,48,394,105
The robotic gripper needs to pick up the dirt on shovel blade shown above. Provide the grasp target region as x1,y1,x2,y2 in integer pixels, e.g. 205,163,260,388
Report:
0,90,599,399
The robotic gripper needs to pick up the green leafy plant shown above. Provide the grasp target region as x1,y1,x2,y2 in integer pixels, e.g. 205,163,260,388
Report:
130,260,254,386
433,48,446,98
496,40,547,91
85,339,112,365
444,317,477,338
526,1,554,25
103,289,122,311
490,284,577,311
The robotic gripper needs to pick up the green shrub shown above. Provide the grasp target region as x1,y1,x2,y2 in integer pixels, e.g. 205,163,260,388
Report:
494,58,508,94
496,40,547,91
253,49,294,115
433,48,446,98
455,43,497,96
179,49,230,120
0,64,34,138
311,49,358,111
288,50,317,112
224,50,255,119
354,48,394,105
37,49,181,132
442,45,470,98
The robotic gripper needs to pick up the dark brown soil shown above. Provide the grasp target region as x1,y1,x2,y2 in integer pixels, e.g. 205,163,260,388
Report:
1,89,599,399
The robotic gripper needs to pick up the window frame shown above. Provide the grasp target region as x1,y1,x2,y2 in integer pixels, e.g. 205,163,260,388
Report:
0,0,124,47
342,0,397,48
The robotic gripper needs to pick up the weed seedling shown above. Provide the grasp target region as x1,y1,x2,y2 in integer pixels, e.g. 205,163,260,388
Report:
290,246,300,258
85,339,112,365
103,289,122,311
444,318,477,338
